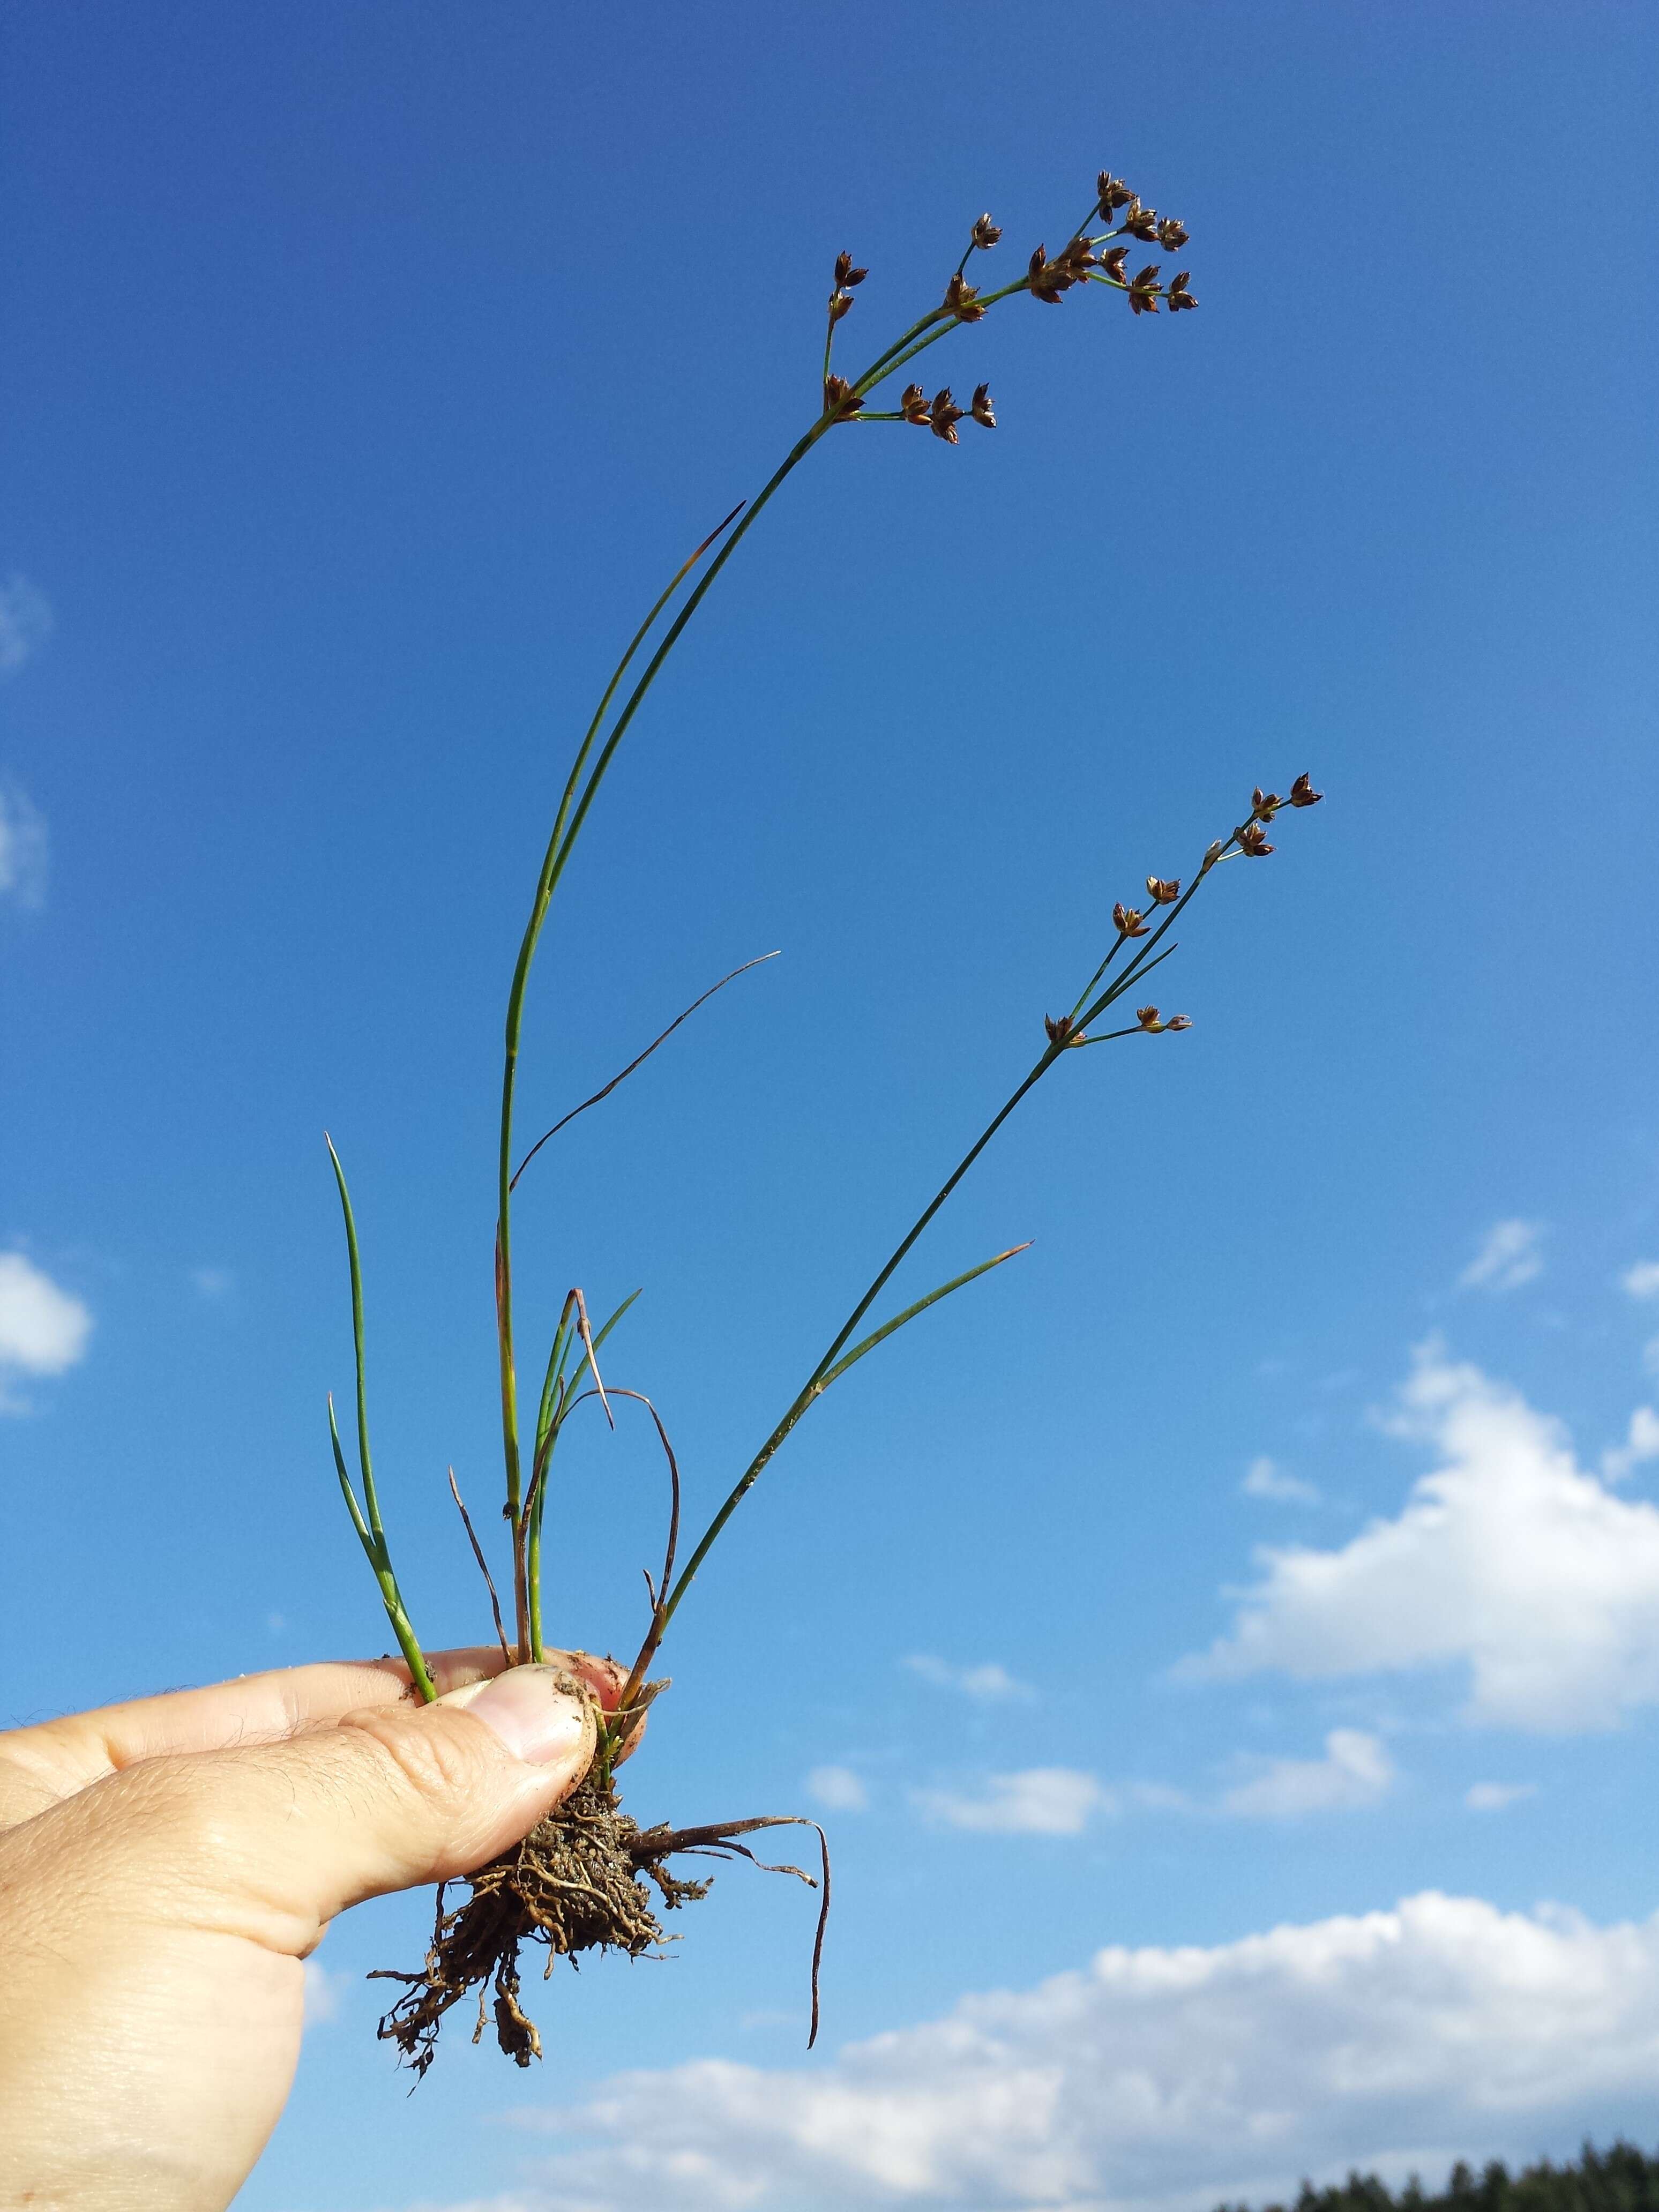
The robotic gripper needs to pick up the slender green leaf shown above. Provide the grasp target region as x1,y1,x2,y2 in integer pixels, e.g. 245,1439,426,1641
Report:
816,1243,1033,1393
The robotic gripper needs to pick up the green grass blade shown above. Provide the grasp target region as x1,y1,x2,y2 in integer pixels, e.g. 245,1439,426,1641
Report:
526,1285,645,1661
324,1135,435,1702
589,1285,642,1361
815,1243,1032,1393
327,1391,374,1555
1077,940,1179,1031
325,1133,386,1546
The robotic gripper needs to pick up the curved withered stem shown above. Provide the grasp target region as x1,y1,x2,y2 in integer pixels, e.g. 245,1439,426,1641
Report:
630,1813,831,2045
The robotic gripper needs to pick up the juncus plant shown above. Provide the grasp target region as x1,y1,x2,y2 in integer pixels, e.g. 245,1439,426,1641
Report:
323,167,1322,2074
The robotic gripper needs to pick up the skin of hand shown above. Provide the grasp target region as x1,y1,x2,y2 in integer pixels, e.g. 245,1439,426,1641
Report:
0,1643,640,2210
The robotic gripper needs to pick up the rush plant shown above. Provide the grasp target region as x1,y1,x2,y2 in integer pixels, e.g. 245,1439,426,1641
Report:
324,165,1323,2075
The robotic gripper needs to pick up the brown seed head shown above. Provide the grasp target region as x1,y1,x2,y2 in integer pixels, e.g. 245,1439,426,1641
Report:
971,212,1003,250
1165,1014,1193,1032
1289,772,1324,808
823,375,862,421
900,382,931,425
929,388,966,443
1146,875,1181,904
1136,1005,1164,1031
1123,199,1162,241
828,289,855,325
1113,901,1150,938
1129,264,1162,314
1201,839,1226,870
1156,216,1190,251
970,381,996,429
1028,237,1098,303
1100,246,1130,283
1028,244,1066,304
1044,1012,1077,1045
943,270,985,322
834,251,869,288
1167,270,1197,312
1252,788,1283,818
1097,171,1134,219
1238,821,1275,857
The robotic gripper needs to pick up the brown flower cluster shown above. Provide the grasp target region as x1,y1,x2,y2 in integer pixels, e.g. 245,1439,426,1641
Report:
826,249,868,330
1239,773,1322,854
1027,236,1105,304
899,382,995,442
822,373,864,421
820,166,1198,438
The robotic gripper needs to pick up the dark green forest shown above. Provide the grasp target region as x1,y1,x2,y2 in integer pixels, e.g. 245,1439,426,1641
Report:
1221,2143,1659,2212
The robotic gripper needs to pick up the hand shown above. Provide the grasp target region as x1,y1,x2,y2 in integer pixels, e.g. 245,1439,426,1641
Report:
0,1643,637,2209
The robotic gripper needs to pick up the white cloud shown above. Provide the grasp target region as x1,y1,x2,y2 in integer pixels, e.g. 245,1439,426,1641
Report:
807,1766,869,1813
1242,1455,1320,1505
487,1892,1659,2212
903,1655,1032,1701
0,574,53,676
1182,1346,1659,1732
0,784,48,909
1621,1261,1659,1299
914,1768,1107,1836
1602,1407,1659,1482
1459,1219,1543,1292
190,1265,234,1299
302,1959,345,2024
1219,1729,1395,1818
0,1252,92,1409
1465,1782,1536,1812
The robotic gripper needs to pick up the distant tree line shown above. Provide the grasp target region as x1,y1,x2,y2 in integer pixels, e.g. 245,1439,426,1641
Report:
1219,2141,1659,2212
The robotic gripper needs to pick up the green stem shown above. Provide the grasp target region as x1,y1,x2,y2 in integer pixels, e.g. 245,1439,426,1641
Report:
650,1048,1058,1645
325,1137,436,1702
495,443,831,1570
496,227,1109,1660
630,823,1256,1687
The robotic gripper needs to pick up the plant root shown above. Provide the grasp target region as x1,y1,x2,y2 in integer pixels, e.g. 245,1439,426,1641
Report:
371,1771,829,2079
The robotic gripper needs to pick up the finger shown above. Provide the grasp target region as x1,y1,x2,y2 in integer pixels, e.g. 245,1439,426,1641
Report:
26,1663,604,1951
0,1642,635,1830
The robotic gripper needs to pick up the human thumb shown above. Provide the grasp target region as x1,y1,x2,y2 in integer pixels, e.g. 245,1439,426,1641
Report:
99,1662,601,1948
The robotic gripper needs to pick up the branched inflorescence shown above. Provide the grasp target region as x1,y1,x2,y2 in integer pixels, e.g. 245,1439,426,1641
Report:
323,163,1320,2072
822,169,1197,438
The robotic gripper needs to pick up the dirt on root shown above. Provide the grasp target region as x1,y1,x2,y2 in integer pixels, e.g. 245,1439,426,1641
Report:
372,1771,827,2076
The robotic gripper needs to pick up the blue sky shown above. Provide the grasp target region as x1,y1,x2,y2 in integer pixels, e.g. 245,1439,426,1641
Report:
3,3,1658,2207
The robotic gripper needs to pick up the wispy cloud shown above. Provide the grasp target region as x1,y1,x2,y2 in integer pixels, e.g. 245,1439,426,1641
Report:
1183,1345,1659,1731
0,784,48,910
805,1765,869,1813
0,1252,92,1412
302,1959,346,2025
1220,1728,1395,1818
481,1893,1659,2212
1465,1781,1536,1812
1459,1218,1543,1292
914,1767,1107,1835
903,1654,1032,1701
0,574,53,677
1242,1454,1320,1505
190,1265,235,1300
1602,1407,1659,1482
1621,1260,1659,1300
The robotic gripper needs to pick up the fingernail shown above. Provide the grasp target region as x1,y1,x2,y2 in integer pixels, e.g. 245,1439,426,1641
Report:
444,1664,594,1767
